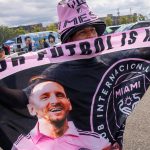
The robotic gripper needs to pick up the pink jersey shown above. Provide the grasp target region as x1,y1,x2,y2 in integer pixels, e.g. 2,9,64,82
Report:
12,122,110,150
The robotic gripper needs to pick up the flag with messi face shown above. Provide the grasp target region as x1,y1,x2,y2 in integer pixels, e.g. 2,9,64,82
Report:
0,27,150,149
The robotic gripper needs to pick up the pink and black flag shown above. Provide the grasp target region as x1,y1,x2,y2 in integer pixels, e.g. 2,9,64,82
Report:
0,27,150,149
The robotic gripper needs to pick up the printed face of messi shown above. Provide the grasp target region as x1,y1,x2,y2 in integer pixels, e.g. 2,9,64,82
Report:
70,26,98,42
28,81,72,124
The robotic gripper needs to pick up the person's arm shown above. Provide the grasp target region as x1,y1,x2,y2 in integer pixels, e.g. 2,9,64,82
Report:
111,142,121,150
113,121,126,150
99,134,121,150
102,144,111,150
103,142,121,150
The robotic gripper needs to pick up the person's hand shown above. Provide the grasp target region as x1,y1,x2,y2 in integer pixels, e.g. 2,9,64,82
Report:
111,142,121,150
102,145,111,150
102,142,121,150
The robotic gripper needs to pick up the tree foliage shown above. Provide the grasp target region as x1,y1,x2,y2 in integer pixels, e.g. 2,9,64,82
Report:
32,26,42,32
119,16,129,24
0,26,14,44
15,27,27,35
105,17,113,26
138,14,145,21
46,23,58,32
132,15,138,22
0,26,27,45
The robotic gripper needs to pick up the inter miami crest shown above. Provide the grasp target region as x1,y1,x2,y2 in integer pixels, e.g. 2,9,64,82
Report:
90,58,150,143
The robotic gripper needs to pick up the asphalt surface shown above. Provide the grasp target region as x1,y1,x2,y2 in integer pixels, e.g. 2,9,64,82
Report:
123,87,150,150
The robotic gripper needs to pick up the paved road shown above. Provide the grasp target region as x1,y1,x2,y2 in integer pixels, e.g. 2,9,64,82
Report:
123,87,150,150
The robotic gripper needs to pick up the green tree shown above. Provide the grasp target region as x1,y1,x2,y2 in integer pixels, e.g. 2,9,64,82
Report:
132,15,138,22
32,26,42,32
126,16,133,23
0,26,17,44
46,23,57,32
104,17,113,26
15,27,26,36
119,16,128,24
138,14,145,21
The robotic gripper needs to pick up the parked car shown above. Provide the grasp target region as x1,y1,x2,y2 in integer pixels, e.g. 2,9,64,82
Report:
104,25,121,35
115,21,150,33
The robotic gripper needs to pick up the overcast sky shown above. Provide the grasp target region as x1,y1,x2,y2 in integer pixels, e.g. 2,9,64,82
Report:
0,0,150,27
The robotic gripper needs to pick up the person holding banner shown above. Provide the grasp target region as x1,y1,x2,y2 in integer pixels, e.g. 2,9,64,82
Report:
2,0,150,150
26,0,122,149
0,0,121,149
12,76,111,150
34,0,121,149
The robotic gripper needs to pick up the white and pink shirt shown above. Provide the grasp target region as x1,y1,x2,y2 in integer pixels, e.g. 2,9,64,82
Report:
12,122,110,150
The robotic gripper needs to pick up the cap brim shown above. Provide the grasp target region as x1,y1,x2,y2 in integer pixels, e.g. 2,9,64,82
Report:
61,18,106,43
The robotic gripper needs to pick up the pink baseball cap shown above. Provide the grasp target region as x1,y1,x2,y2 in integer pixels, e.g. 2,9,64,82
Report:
57,0,106,43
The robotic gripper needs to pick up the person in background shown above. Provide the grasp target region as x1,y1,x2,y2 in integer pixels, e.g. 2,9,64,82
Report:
43,38,49,48
0,46,6,60
24,36,32,52
2,44,10,55
38,39,44,50
48,34,56,47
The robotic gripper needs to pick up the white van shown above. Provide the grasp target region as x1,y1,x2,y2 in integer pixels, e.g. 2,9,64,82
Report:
15,31,60,51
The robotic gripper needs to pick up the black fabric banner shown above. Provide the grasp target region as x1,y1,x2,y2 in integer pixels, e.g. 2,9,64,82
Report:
0,28,150,149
